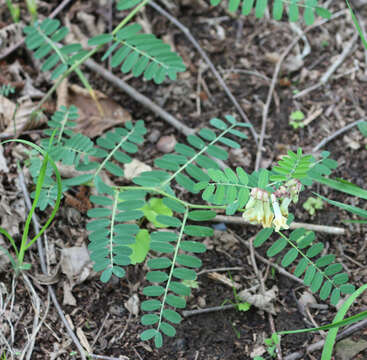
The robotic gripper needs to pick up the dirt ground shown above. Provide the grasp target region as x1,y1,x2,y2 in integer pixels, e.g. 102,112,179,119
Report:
1,0,367,359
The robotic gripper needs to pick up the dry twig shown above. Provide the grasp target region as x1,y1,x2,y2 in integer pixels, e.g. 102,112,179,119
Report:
211,215,345,235
294,32,359,99
85,59,194,136
284,318,367,360
312,118,366,152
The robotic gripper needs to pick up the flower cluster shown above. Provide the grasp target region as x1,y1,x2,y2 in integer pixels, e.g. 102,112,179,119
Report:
242,180,302,232
242,188,273,227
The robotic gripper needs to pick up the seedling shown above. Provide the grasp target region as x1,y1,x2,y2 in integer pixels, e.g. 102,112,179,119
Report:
303,196,323,216
289,110,305,129
5,0,20,23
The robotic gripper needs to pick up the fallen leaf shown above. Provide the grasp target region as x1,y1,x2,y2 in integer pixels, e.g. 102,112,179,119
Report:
77,327,92,353
0,23,24,58
238,286,278,315
62,281,76,306
60,246,92,285
68,84,132,138
124,159,152,181
124,294,140,316
298,291,317,308
0,145,9,172
335,338,367,360
0,96,47,137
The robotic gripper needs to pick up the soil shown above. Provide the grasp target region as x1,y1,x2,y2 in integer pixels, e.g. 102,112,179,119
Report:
1,1,367,359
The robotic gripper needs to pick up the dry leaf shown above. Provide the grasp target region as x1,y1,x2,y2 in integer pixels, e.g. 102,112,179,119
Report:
238,286,278,315
250,345,266,358
0,96,47,137
61,246,92,285
76,327,92,353
124,159,152,181
68,84,132,138
0,145,9,172
0,23,24,57
62,281,77,306
124,294,140,316
335,338,367,360
298,291,317,308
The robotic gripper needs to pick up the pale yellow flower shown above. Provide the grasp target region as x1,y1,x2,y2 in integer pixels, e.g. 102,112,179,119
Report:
280,197,292,217
286,179,302,203
271,194,289,231
243,188,273,228
262,199,274,228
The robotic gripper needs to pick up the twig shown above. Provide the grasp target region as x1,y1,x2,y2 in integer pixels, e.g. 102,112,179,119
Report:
248,237,283,360
294,32,359,99
284,318,367,360
253,9,350,169
18,169,87,360
0,0,74,60
91,314,110,349
255,35,303,171
88,355,128,360
149,0,259,143
211,215,345,235
197,266,243,275
20,273,41,360
183,304,236,317
312,118,366,152
234,234,304,286
84,58,194,136
221,68,270,83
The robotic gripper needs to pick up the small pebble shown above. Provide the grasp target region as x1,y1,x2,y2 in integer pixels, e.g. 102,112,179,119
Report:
156,135,177,153
148,129,160,143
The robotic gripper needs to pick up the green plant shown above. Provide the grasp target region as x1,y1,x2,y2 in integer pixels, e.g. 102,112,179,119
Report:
289,110,305,129
5,0,20,23
0,84,15,97
25,0,37,23
0,140,62,271
222,272,251,312
1,0,366,356
210,0,331,24
358,121,367,150
303,196,323,215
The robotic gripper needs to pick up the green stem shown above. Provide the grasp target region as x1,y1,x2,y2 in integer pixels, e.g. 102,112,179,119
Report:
109,190,119,270
112,0,151,35
94,126,136,179
277,230,336,288
116,185,226,210
161,123,239,187
156,207,189,331
1,139,62,268
18,152,48,265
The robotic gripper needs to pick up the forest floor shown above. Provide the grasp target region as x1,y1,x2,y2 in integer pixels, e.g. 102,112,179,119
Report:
0,0,367,359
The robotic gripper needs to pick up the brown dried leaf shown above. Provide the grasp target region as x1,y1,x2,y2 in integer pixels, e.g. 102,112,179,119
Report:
76,327,92,353
68,84,132,138
124,294,140,316
0,96,47,137
124,159,152,181
238,286,278,314
61,246,92,284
